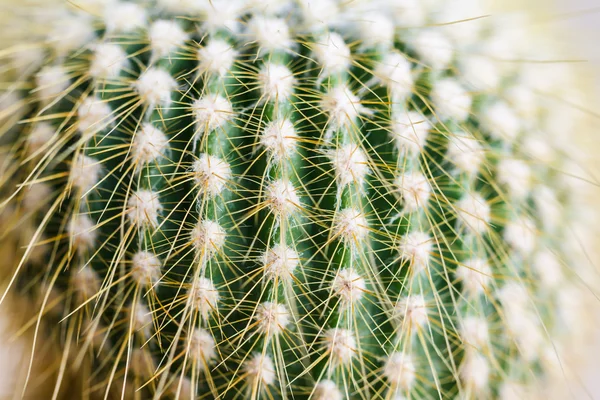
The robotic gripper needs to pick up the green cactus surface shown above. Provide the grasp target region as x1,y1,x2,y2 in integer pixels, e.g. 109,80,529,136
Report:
0,0,596,399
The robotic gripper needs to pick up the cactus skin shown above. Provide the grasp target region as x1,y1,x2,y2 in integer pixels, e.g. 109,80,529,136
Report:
0,0,595,399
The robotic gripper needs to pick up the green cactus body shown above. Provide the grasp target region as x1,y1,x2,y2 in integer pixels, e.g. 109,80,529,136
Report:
0,0,595,399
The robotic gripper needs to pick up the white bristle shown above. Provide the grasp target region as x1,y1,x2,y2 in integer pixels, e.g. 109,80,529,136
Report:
77,96,112,135
459,352,489,392
254,302,290,336
313,380,343,400
391,110,430,155
323,328,356,365
497,158,532,201
244,353,276,386
459,316,489,349
504,217,537,257
132,123,169,165
71,266,100,301
412,30,453,70
191,220,226,257
455,192,490,234
446,132,484,175
149,20,189,59
431,78,472,122
313,32,351,76
384,352,416,390
334,208,369,243
130,302,152,336
395,171,431,212
192,94,234,136
26,123,54,156
188,328,216,367
134,68,177,108
68,215,97,251
189,277,219,322
261,118,297,161
104,2,146,34
455,258,492,296
247,16,292,53
197,39,237,77
533,249,562,290
394,295,428,330
126,189,162,227
35,65,70,100
480,102,521,143
398,231,431,274
131,251,162,287
89,43,128,79
70,154,101,193
332,268,366,305
265,179,300,216
357,12,394,47
192,154,232,196
262,244,299,280
258,63,295,102
330,143,369,187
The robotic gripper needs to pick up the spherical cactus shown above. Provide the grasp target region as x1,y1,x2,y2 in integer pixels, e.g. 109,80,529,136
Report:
0,0,597,399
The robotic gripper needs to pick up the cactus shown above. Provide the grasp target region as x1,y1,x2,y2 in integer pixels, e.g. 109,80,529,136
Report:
0,0,596,399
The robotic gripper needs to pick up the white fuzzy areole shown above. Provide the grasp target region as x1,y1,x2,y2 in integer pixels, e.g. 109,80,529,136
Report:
70,154,102,193
332,268,365,305
192,94,234,135
455,258,492,296
77,96,112,135
23,182,52,213
189,277,219,322
481,102,520,143
89,43,128,79
191,220,226,257
522,133,555,165
398,231,431,273
460,54,500,90
203,0,243,33
131,251,162,287
126,189,162,227
323,328,356,365
321,85,366,135
35,65,70,100
460,352,489,392
192,154,232,196
26,123,54,156
197,39,238,77
391,110,429,155
389,0,426,27
497,158,531,201
262,244,299,280
504,216,537,257
357,12,394,47
149,20,189,59
395,171,431,212
130,301,152,336
446,132,484,175
533,185,562,232
412,30,453,70
497,282,529,311
254,302,290,336
188,328,217,367
247,16,292,53
455,192,490,234
394,295,428,330
384,352,416,390
431,78,472,122
334,208,369,243
330,143,369,188
68,215,97,251
266,179,300,216
248,0,290,15
167,376,193,400
134,68,177,108
300,0,339,30
104,2,147,34
313,380,342,400
261,118,297,161
533,249,562,289
375,52,413,99
258,63,295,102
313,32,351,76
49,15,95,56
130,348,155,379
245,353,276,386
505,84,536,121
132,123,169,165
71,266,100,301
459,316,489,349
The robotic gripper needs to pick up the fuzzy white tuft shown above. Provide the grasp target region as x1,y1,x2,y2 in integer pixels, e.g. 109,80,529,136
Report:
391,110,430,155
261,118,297,161
480,102,521,143
334,208,369,243
22,182,52,213
431,78,472,122
329,144,369,187
321,85,367,135
71,266,100,301
446,132,484,175
459,316,489,349
389,0,426,27
455,192,490,234
332,268,365,305
188,328,217,367
533,186,562,232
262,245,299,280
130,348,155,379
356,12,394,47
70,154,102,193
189,277,219,322
191,220,226,257
374,52,413,99
455,258,492,296
49,15,95,56
460,55,500,90
192,94,234,135
394,295,428,330
533,249,562,289
134,68,177,108
130,302,152,336
247,16,292,52
383,352,416,390
460,352,489,392
244,353,276,386
197,39,237,77
192,154,232,196
497,158,531,201
132,123,169,165
254,302,290,336
258,63,295,102
26,123,54,156
504,216,537,257
77,96,112,135
104,2,146,34
395,171,431,212
265,179,300,216
299,0,339,30
89,43,128,79
131,251,162,287
313,32,351,76
68,215,97,251
398,231,431,273
203,0,244,33
323,328,356,364
35,65,70,100
126,189,162,227
248,0,290,15
149,20,188,59
158,0,206,14
412,30,453,70
313,380,343,400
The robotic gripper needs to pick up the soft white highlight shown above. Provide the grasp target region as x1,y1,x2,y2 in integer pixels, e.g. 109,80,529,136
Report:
330,144,369,187
431,78,472,122
189,277,219,322
131,251,162,287
398,231,432,273
132,123,169,164
134,68,177,108
395,171,431,212
323,328,356,364
391,111,430,155
126,189,162,227
334,208,369,242
394,295,428,330
455,258,492,296
262,245,299,280
149,20,189,59
260,119,297,161
254,302,290,336
332,268,365,305
89,43,128,79
455,192,490,234
265,179,300,216
384,352,416,390
192,154,232,196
